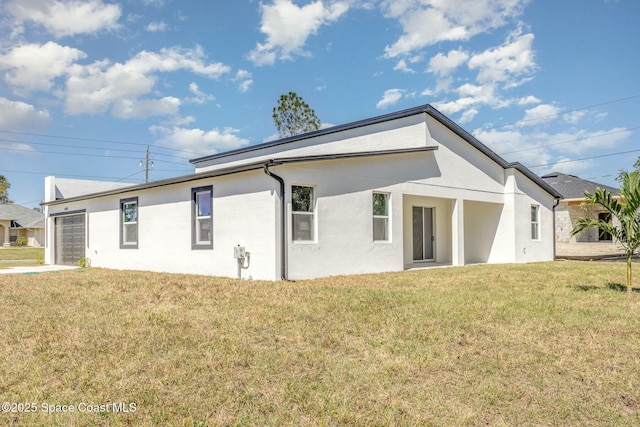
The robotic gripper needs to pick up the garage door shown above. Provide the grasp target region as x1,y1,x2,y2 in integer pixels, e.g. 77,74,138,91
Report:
55,214,85,265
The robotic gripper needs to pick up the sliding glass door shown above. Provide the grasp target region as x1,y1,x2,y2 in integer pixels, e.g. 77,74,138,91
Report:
412,206,434,261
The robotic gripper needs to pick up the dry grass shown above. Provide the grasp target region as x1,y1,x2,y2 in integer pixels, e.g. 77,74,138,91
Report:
0,261,639,426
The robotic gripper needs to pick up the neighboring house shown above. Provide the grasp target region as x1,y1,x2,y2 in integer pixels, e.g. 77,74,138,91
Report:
43,104,561,280
0,204,45,247
541,172,620,243
541,172,623,258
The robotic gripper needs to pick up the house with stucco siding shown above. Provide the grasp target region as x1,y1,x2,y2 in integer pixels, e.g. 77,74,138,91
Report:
0,204,44,247
42,105,562,280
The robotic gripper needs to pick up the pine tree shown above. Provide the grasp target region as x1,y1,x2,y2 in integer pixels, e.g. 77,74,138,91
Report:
272,92,321,138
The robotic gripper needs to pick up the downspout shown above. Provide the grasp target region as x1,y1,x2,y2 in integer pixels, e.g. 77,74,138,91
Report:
263,162,288,281
552,198,560,261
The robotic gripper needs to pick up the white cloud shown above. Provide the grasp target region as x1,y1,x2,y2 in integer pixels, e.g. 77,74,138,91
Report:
519,103,560,126
433,83,507,117
65,46,231,118
0,141,37,155
150,125,250,153
233,70,253,93
187,83,215,104
382,0,528,58
545,158,595,176
473,126,631,173
393,59,415,73
473,128,552,167
428,49,469,77
0,42,86,94
468,31,536,85
421,88,436,97
517,95,541,106
434,96,480,115
459,108,479,124
0,97,50,130
146,21,167,32
384,7,467,58
544,127,631,154
420,29,538,122
247,0,349,66
562,110,587,124
376,89,405,109
5,0,121,37
112,97,181,119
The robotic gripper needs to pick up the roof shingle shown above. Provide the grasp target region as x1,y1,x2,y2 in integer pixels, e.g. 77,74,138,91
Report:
0,204,45,228
541,172,618,200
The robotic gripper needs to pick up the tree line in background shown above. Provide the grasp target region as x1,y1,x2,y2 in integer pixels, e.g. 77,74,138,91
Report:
0,175,11,204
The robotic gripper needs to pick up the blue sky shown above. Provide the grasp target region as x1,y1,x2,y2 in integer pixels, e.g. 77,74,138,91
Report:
0,0,638,208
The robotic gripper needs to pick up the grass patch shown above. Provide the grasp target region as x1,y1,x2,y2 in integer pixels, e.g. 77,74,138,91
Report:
0,261,639,425
0,247,44,260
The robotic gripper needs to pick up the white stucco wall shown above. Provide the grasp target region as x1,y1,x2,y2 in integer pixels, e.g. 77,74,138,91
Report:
45,176,134,201
281,156,409,280
463,200,505,264
508,170,556,263
194,115,429,172
46,171,280,280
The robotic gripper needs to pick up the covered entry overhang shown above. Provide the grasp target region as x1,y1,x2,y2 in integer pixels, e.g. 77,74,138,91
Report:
402,194,508,269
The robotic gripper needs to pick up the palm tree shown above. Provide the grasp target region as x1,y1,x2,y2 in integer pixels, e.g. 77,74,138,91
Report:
571,170,640,293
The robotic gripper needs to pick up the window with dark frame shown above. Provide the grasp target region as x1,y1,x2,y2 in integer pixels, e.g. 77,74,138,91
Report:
292,185,315,241
192,186,213,249
120,197,138,248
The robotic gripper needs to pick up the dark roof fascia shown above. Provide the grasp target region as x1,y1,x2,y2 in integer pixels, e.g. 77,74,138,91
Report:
42,147,438,206
268,146,437,166
189,103,557,199
423,107,562,200
190,104,438,165
42,162,267,206
422,107,508,167
505,162,564,199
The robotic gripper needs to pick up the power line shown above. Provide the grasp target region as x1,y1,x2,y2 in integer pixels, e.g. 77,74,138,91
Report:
0,128,209,157
499,126,640,155
0,137,194,160
116,170,146,182
528,148,640,169
0,145,193,166
0,169,149,181
481,93,640,131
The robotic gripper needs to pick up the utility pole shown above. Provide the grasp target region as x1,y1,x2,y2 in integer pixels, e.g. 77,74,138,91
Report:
140,146,153,183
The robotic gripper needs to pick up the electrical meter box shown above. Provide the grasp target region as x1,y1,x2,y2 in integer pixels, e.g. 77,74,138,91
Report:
234,246,246,259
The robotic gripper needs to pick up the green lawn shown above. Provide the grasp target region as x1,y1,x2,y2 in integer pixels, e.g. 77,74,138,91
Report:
0,261,638,426
0,246,44,260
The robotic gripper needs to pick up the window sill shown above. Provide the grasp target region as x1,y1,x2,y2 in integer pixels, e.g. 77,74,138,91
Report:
192,244,213,250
